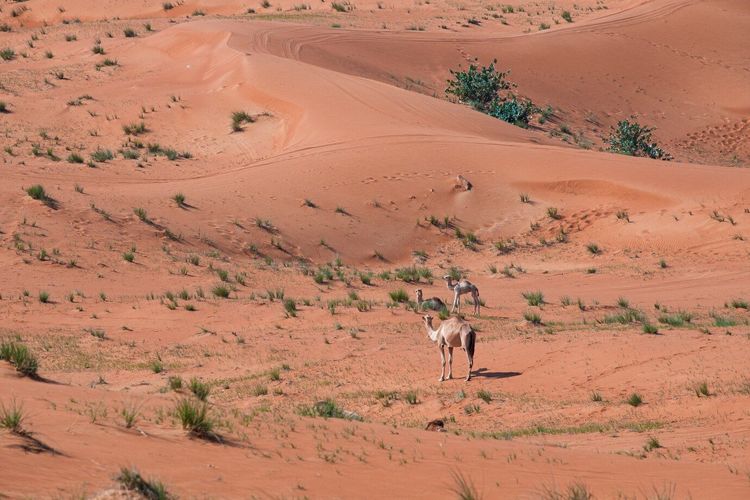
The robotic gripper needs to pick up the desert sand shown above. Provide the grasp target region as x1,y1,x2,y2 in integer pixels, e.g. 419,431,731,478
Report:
1,0,749,498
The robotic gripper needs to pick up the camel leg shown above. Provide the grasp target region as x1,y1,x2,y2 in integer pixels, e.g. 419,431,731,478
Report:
447,347,454,379
450,291,458,313
455,292,461,315
438,345,446,382
473,291,480,316
465,348,473,381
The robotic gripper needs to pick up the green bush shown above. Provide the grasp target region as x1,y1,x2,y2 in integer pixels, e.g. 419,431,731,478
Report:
608,119,671,160
446,60,536,127
175,399,213,436
0,340,39,377
26,184,47,201
389,288,409,303
188,377,210,401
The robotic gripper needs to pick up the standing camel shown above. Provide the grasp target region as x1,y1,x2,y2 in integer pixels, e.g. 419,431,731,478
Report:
415,289,446,312
442,275,481,315
422,315,475,381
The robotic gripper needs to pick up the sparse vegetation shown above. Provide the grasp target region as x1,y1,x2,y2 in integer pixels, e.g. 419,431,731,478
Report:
522,291,544,306
627,393,644,407
188,378,210,401
608,119,671,160
231,111,254,132
446,60,536,127
0,340,39,377
175,398,214,436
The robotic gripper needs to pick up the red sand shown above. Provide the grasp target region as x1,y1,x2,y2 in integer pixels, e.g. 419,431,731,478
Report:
1,0,749,498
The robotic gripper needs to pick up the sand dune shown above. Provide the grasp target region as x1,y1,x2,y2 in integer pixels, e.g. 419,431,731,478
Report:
1,0,750,498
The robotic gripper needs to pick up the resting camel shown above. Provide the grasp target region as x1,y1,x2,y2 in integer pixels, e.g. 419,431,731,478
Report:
422,314,476,382
415,289,446,312
442,275,481,316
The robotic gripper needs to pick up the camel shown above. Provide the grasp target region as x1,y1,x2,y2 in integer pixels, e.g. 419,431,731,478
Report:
415,289,446,312
442,275,481,316
422,314,476,382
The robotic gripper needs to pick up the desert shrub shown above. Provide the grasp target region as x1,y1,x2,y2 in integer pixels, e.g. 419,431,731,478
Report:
626,393,643,407
488,96,535,127
92,44,105,54
163,2,175,10
562,10,573,22
283,298,297,317
175,399,214,436
446,61,511,112
0,400,24,432
389,288,409,303
590,391,603,402
523,311,542,325
123,28,137,38
91,148,114,162
586,242,602,255
1,48,16,61
173,193,185,207
0,340,39,377
446,60,535,127
123,122,148,136
26,184,47,201
212,285,230,299
123,251,135,263
188,378,210,401
522,291,544,306
298,399,361,420
38,291,50,303
642,323,659,334
67,152,84,163
231,111,254,132
608,119,671,160
477,389,492,403
331,1,353,12
168,376,183,391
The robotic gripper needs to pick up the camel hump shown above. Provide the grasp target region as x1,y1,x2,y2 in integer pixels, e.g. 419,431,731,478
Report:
455,175,473,191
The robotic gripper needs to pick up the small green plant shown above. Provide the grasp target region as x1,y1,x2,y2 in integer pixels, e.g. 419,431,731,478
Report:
188,378,210,401
608,119,670,160
150,359,164,373
0,340,39,377
642,323,659,335
1,48,16,61
477,389,492,403
26,184,48,202
693,381,710,397
644,436,662,452
91,148,114,162
298,399,361,420
389,289,409,303
626,393,643,407
67,152,84,163
546,207,561,220
0,399,24,433
168,376,183,391
121,404,139,428
212,285,230,298
283,298,297,317
92,44,105,54
123,251,135,263
175,399,213,436
586,242,602,255
173,193,186,207
404,390,419,405
523,311,542,325
38,291,50,303
231,111,254,132
522,291,544,306
123,122,148,136
561,10,573,22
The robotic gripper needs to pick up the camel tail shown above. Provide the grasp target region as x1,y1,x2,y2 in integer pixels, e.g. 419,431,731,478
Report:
466,329,476,360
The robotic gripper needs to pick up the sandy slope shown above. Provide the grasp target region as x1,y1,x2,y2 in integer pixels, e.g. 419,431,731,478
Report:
1,0,750,498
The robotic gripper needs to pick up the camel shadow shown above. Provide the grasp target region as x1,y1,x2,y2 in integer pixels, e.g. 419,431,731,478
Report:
473,368,522,379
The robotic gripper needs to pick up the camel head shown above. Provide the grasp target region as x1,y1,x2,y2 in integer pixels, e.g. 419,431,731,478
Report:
415,289,423,301
442,275,452,282
422,314,433,326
